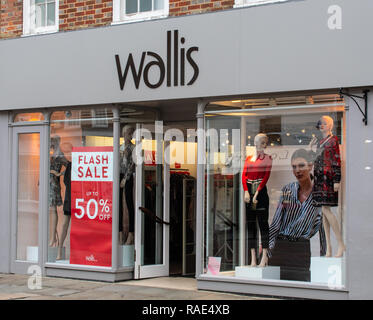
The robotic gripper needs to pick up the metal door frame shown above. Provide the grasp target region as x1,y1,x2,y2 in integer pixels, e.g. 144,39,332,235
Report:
10,125,47,275
134,123,170,279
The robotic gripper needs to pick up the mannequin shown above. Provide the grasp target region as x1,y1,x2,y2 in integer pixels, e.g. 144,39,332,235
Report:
242,133,272,267
57,143,73,260
309,116,345,258
119,125,136,245
49,135,68,247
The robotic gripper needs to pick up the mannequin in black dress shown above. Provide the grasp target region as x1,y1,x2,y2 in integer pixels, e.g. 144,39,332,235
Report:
49,136,68,247
57,143,73,260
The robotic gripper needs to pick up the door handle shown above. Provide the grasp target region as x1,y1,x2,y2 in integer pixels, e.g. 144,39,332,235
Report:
139,207,170,225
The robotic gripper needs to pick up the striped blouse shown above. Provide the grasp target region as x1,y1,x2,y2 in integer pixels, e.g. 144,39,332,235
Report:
268,182,326,257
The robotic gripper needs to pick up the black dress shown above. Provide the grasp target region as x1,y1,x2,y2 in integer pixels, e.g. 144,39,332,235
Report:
63,161,72,216
49,151,68,207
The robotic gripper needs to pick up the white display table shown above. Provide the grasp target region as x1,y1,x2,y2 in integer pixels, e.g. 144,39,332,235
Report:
119,245,135,267
235,266,280,280
310,257,344,286
26,246,38,262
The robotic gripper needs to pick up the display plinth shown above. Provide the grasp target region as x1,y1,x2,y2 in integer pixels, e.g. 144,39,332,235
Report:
235,266,280,280
48,247,65,262
26,246,38,262
119,245,135,267
311,257,344,285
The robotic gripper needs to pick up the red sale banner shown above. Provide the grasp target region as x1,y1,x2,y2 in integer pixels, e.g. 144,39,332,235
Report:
70,146,113,267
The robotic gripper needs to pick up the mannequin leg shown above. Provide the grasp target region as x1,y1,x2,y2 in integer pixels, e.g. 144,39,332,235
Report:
124,175,135,245
57,215,71,260
250,249,257,267
257,211,269,267
247,209,257,266
322,206,346,257
49,206,59,247
323,213,332,257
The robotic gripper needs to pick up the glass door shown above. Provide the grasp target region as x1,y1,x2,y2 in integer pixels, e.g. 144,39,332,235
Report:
134,123,170,279
11,126,45,274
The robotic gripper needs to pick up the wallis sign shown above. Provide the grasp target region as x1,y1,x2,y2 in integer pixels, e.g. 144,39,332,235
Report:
115,30,199,90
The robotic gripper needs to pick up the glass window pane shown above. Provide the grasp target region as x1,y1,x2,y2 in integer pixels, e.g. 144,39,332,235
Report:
204,94,346,288
126,0,138,14
140,0,152,12
48,108,114,267
154,0,164,11
35,0,45,4
14,113,44,122
47,2,56,26
35,4,46,28
17,133,40,261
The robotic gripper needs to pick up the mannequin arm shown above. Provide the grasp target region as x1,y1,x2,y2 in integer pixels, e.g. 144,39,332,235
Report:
252,190,259,203
244,191,251,203
334,183,340,192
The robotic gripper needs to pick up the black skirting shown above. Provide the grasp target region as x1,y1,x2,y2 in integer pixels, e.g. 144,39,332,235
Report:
268,236,311,282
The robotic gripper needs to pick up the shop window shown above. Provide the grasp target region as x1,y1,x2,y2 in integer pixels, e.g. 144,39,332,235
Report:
234,0,289,8
23,0,59,36
203,94,346,289
14,112,44,122
48,108,116,268
112,0,168,24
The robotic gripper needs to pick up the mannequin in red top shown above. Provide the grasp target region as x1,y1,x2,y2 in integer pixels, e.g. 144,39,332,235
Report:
242,133,273,267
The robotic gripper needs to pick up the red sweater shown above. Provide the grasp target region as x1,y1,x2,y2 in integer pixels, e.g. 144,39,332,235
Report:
242,153,273,192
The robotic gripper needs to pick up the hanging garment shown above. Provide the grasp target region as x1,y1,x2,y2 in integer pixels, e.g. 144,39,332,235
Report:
49,150,69,207
63,161,72,216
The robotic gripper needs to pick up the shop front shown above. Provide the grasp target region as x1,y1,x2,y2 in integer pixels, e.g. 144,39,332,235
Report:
1,0,373,299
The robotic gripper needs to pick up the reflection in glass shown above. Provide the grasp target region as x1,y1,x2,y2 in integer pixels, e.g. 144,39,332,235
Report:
140,0,152,12
47,2,55,26
204,96,346,287
35,3,46,28
17,133,40,261
126,0,138,14
14,113,44,122
154,0,164,10
48,109,114,266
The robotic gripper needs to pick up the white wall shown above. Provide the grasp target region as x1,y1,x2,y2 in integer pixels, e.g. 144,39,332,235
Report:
345,91,373,299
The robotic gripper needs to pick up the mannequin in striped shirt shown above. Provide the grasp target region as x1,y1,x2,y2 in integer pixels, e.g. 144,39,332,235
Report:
267,149,326,282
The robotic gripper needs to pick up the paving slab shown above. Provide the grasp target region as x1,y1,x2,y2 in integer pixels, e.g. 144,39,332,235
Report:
0,292,41,300
0,273,275,300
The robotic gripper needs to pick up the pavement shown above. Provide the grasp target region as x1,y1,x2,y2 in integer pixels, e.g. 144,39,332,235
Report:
0,273,276,300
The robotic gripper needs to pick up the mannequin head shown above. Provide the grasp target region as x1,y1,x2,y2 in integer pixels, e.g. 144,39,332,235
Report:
50,135,61,151
254,133,268,152
316,116,334,135
291,149,313,185
122,125,135,143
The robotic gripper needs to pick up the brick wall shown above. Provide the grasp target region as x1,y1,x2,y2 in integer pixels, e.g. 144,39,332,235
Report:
0,0,236,40
169,0,234,16
59,0,113,31
0,0,23,39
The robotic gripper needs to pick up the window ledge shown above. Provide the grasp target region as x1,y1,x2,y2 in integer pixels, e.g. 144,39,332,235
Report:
22,29,58,38
197,273,348,292
234,0,289,9
112,13,168,25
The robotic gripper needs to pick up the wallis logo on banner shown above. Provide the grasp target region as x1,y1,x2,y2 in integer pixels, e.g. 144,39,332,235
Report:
70,146,113,267
115,30,199,90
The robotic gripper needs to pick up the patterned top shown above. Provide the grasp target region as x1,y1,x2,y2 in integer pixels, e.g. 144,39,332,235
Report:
120,142,135,181
315,134,341,184
268,182,326,257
